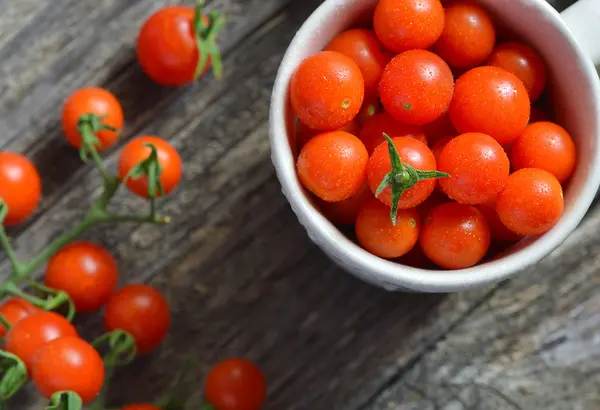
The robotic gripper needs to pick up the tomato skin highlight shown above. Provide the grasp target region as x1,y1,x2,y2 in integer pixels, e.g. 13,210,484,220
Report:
449,66,530,145
359,112,426,155
420,202,491,269
32,336,105,404
45,241,119,313
62,87,124,150
510,122,576,183
432,0,496,68
290,51,365,131
296,131,368,202
295,118,360,150
496,168,564,236
373,0,445,53
356,199,420,259
379,50,454,125
0,152,42,226
317,181,373,225
104,284,171,354
0,298,38,338
205,358,267,410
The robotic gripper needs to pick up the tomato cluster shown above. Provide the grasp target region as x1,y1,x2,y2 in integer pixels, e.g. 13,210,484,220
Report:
291,0,573,270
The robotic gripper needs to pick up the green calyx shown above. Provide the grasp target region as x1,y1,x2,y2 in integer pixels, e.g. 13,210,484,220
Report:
376,133,449,226
193,0,226,81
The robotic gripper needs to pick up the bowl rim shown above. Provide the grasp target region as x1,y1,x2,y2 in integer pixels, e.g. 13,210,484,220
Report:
268,0,600,292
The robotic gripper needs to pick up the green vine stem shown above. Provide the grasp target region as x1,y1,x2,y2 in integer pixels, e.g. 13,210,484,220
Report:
3,281,75,321
193,0,226,80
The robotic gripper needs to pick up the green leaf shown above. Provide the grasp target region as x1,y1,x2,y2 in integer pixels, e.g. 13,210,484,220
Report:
46,391,83,410
0,351,27,400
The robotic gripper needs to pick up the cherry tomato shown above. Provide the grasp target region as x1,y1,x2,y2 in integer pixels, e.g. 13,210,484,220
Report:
290,51,365,131
359,112,426,155
317,181,373,225
496,168,564,236
295,118,360,150
45,242,119,313
420,202,491,269
356,198,420,258
438,133,510,204
62,88,123,150
430,135,454,164
367,137,438,209
104,284,171,354
118,136,182,198
397,244,432,268
205,358,267,410
296,131,368,202
432,1,496,68
422,112,457,145
122,405,162,410
510,122,576,183
0,152,42,226
137,5,223,86
478,200,523,242
325,29,388,97
5,311,77,371
449,66,530,145
32,336,104,404
357,94,382,125
373,0,444,53
487,41,548,102
379,50,454,125
0,298,38,338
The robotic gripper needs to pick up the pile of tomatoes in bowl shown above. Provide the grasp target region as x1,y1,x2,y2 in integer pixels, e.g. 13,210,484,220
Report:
289,0,575,270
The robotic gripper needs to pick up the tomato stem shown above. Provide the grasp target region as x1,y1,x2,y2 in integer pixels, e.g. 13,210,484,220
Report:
193,0,225,80
0,313,10,331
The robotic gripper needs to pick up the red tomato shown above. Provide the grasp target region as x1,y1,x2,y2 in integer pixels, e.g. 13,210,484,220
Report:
478,201,523,242
317,181,373,225
104,284,171,354
205,358,267,410
430,135,454,164
296,131,368,202
356,199,420,258
45,242,119,313
0,152,42,226
496,168,564,236
438,133,510,204
373,0,444,53
325,29,389,96
118,136,182,198
420,202,491,269
357,94,382,125
137,5,223,86
367,137,439,209
449,66,531,145
487,42,548,102
510,122,576,183
5,311,77,371
122,405,162,410
379,50,454,125
32,336,104,404
396,244,432,268
359,112,427,154
62,88,123,150
0,298,38,338
422,112,457,145
290,51,364,131
295,118,360,150
432,1,496,68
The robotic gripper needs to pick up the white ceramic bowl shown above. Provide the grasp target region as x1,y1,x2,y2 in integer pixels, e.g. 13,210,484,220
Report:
269,0,600,292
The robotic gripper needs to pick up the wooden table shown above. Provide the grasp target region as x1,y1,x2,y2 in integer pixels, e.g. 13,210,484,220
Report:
3,0,595,409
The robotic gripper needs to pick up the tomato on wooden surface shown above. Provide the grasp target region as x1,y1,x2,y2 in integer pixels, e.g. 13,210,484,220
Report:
487,41,548,102
121,405,162,410
205,358,267,410
379,50,454,125
5,311,77,371
62,87,124,150
290,51,364,131
45,241,119,313
104,284,171,354
438,133,510,204
355,199,420,259
359,112,426,155
496,168,564,236
373,0,444,53
510,122,576,183
0,152,42,226
317,181,373,225
118,136,182,198
325,29,389,96
296,131,368,202
295,118,360,150
449,66,530,145
0,298,38,338
432,0,496,68
420,202,491,269
137,5,224,86
478,200,523,242
32,336,104,404
357,94,381,125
